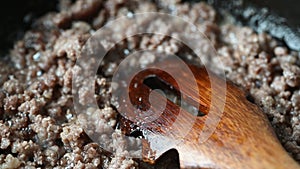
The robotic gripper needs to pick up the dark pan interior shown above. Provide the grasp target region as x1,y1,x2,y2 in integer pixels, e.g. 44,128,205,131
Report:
0,0,57,56
250,0,300,27
0,0,299,55
208,0,300,51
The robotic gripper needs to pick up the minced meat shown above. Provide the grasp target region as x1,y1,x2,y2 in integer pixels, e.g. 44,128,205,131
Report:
0,0,300,168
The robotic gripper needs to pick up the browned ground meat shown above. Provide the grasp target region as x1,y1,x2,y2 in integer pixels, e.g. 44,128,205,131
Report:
0,0,300,168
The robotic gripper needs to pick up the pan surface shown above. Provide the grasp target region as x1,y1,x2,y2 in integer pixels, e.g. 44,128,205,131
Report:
0,0,299,54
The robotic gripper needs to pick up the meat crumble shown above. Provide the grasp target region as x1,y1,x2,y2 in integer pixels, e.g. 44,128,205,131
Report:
0,0,300,168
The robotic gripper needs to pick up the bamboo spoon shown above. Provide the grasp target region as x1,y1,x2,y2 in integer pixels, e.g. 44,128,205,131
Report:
116,59,300,169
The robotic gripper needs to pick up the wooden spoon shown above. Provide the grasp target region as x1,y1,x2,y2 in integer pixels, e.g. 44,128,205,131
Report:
116,59,300,169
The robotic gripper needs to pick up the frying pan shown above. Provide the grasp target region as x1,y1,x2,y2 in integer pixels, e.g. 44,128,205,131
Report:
208,0,300,51
0,0,299,168
0,0,299,55
0,0,57,56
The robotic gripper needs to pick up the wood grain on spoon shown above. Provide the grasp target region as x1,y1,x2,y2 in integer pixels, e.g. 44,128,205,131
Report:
117,59,300,169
